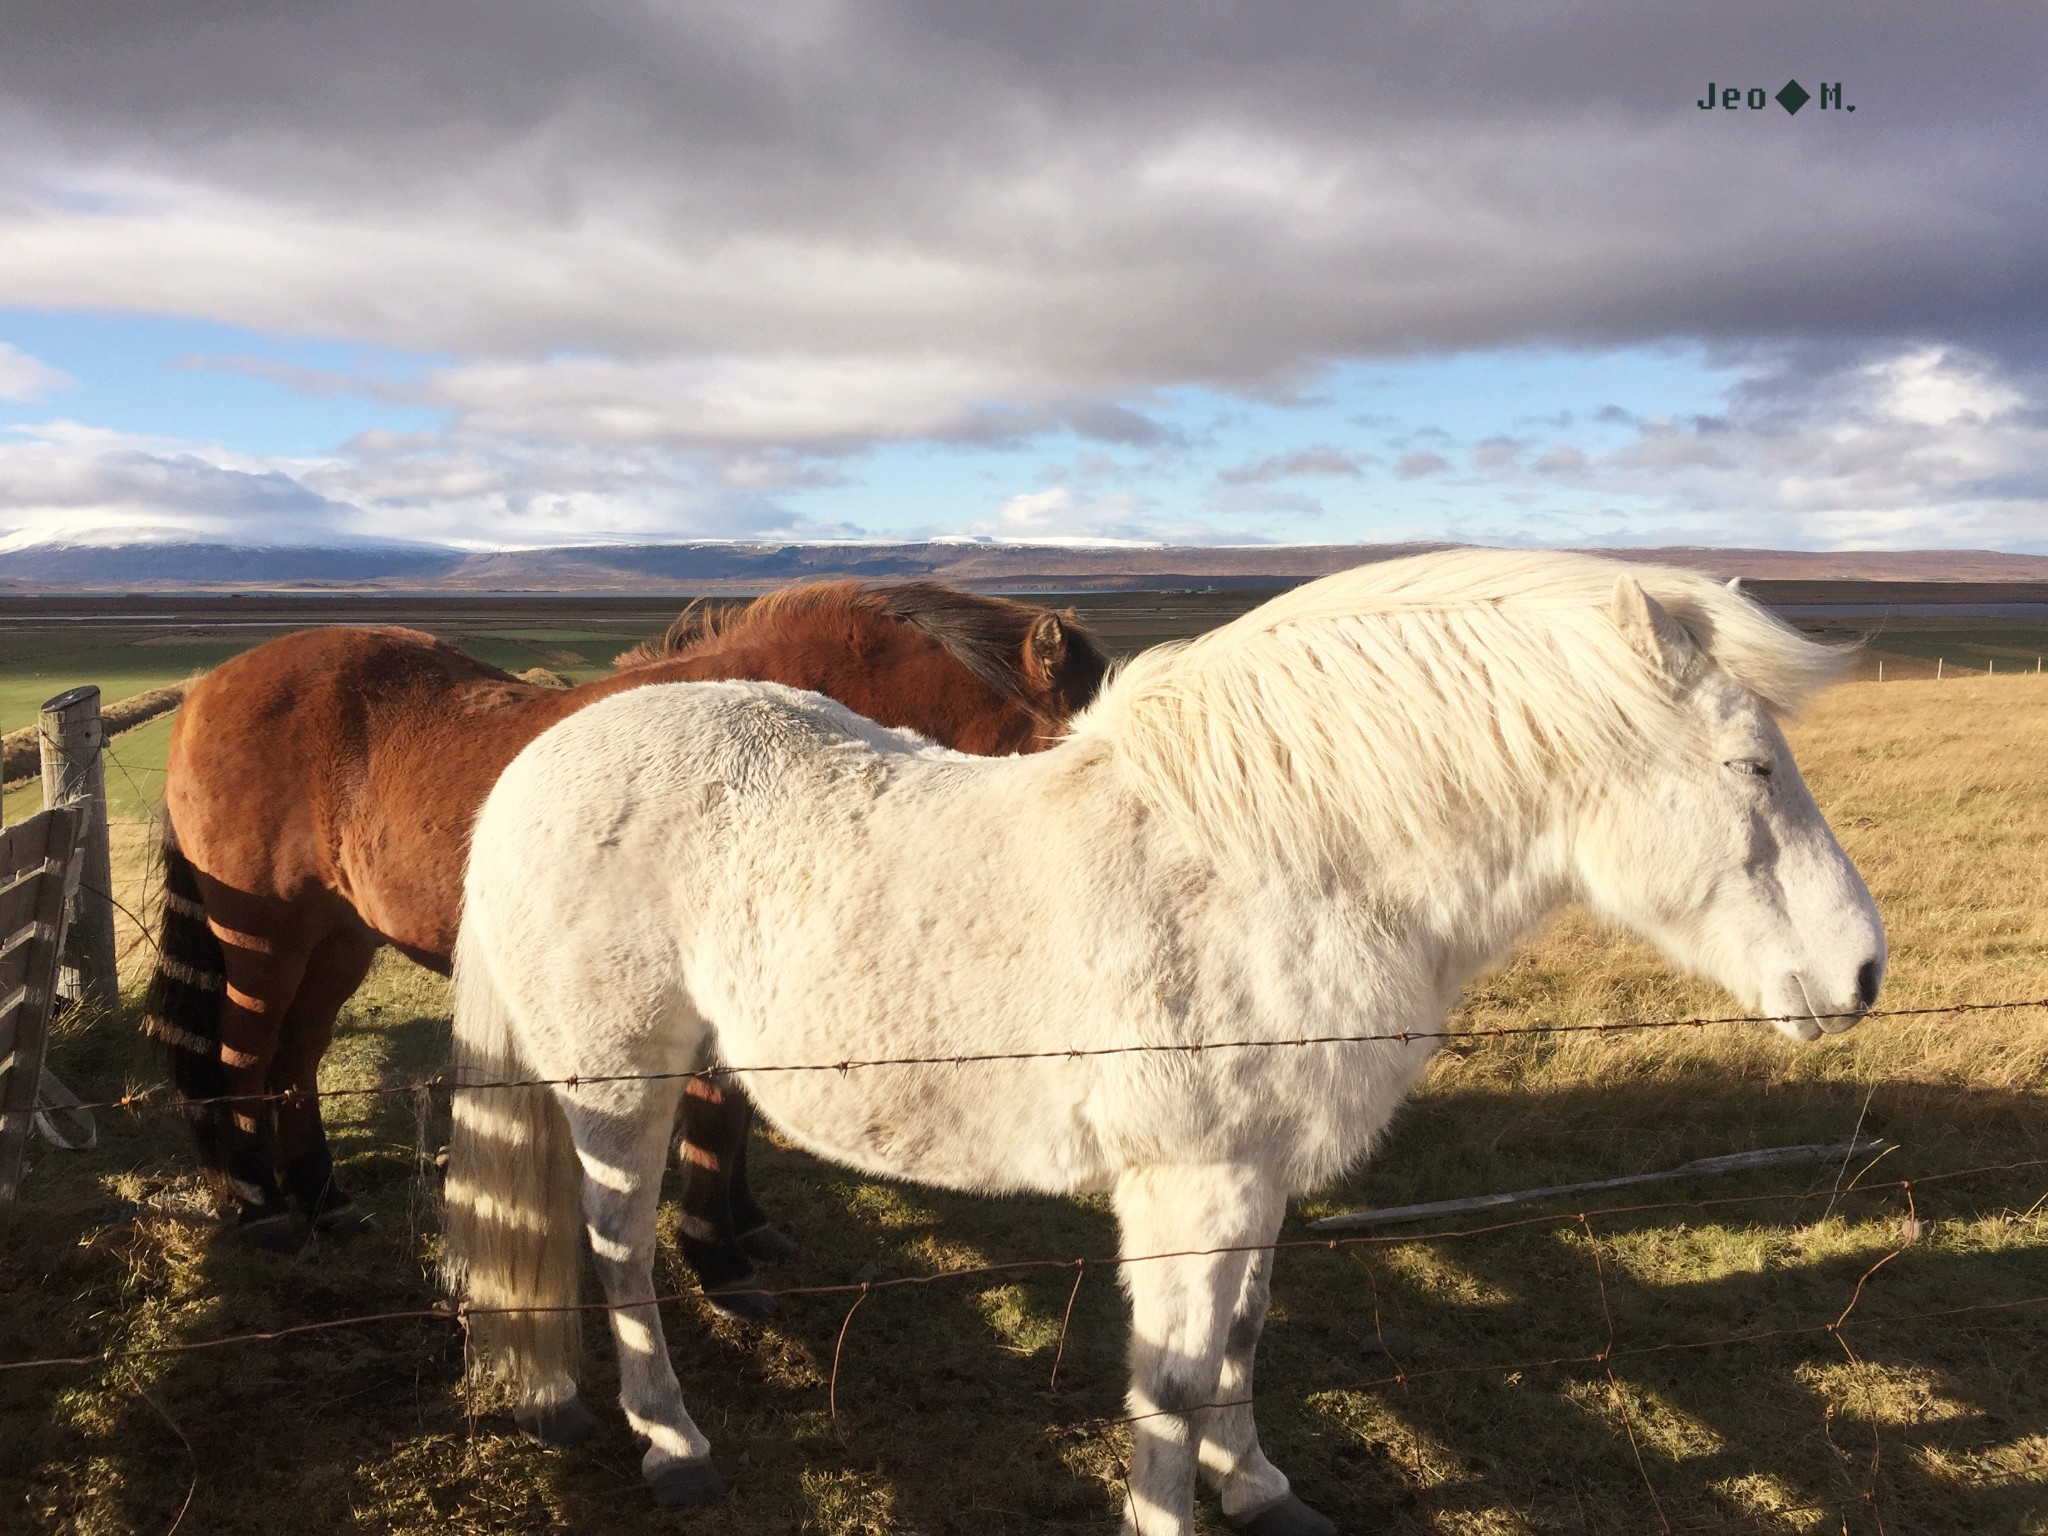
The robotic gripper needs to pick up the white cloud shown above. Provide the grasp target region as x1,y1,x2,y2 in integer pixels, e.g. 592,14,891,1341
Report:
2,344,2045,553
1871,347,2025,428
424,353,1050,448
1479,348,2048,550
970,484,1181,544
990,486,1077,532
0,422,358,546
0,343,68,402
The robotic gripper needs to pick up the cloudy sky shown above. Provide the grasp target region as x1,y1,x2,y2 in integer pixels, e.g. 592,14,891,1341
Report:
2,2,2044,551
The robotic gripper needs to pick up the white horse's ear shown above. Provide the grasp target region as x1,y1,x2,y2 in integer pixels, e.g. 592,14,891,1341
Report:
1610,576,1693,679
1725,576,1743,595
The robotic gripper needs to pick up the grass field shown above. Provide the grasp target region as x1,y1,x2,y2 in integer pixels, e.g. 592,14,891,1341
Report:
1,613,2044,1534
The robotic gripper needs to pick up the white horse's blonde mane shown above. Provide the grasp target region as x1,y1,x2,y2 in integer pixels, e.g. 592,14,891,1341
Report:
1075,549,1850,877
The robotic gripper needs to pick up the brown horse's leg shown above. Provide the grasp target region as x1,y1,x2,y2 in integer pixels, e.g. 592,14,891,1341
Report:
212,930,313,1251
728,1130,800,1264
272,928,380,1232
677,1078,777,1318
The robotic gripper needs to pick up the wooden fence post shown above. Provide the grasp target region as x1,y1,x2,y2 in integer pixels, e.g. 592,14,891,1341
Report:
39,686,118,1016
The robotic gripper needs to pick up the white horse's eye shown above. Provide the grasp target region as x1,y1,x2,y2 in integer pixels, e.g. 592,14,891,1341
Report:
1726,757,1773,779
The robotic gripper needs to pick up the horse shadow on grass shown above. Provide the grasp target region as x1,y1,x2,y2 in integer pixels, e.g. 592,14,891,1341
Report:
9,1030,2044,1535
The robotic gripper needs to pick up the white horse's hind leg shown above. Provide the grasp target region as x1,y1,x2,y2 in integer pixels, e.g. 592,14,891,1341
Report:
560,1081,728,1508
1113,1165,1318,1536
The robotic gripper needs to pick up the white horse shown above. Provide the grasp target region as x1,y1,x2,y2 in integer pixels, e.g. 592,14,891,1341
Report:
442,549,1884,1535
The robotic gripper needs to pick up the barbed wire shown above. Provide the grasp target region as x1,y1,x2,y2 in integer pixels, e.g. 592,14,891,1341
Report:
77,995,2048,1119
71,769,2044,1125
6,1155,2041,1377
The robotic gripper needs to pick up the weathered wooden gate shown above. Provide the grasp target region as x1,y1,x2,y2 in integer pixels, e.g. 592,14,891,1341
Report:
0,805,94,1209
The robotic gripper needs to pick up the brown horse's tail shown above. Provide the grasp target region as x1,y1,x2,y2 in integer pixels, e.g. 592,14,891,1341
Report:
140,819,231,1175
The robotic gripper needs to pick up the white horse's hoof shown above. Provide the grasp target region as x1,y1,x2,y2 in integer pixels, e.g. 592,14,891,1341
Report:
647,1457,728,1507
737,1222,801,1264
515,1397,602,1447
1230,1492,1338,1536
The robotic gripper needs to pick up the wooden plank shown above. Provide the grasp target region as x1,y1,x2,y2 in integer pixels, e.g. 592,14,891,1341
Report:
0,812,52,878
0,870,53,953
0,926,37,1000
1306,1138,1892,1233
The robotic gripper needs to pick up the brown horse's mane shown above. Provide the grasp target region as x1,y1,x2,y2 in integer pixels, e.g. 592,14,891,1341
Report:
613,581,1100,708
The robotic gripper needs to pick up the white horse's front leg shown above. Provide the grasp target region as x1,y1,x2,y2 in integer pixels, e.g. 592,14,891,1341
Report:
562,1083,728,1508
1113,1164,1320,1536
1198,1247,1335,1535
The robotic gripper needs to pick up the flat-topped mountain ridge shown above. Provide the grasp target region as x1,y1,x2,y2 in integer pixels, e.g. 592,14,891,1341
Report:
3,538,2046,592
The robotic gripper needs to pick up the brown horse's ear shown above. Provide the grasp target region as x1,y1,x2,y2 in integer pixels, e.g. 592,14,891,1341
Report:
1025,611,1066,685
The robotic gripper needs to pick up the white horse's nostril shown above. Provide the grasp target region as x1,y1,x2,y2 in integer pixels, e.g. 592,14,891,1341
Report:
1856,958,1883,1011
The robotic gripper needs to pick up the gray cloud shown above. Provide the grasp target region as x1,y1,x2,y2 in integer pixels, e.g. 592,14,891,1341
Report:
1218,445,1370,485
1535,445,1588,474
2,3,2043,401
1395,451,1450,480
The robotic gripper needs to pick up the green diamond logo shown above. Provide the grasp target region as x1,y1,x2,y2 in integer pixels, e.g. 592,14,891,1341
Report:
1777,79,1810,115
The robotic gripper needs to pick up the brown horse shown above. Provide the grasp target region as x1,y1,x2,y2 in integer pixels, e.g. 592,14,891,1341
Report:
143,581,1108,1306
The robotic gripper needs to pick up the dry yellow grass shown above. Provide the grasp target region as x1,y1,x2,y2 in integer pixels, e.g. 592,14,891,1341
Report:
1447,676,2048,1128
1,674,2043,1534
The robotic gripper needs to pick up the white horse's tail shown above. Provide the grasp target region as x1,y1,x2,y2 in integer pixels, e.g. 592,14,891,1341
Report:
442,924,585,1410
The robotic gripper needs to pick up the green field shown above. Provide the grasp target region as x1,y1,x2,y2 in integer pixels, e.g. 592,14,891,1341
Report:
0,621,652,740
1,602,2044,1534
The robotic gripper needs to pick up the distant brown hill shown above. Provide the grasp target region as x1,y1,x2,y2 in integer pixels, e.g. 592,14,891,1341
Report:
2,539,2046,592
1583,547,2048,584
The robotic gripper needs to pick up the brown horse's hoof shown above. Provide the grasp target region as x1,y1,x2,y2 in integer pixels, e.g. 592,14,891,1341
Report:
312,1200,378,1239
1230,1493,1338,1536
702,1277,777,1320
647,1456,728,1507
737,1222,800,1265
515,1396,603,1447
237,1212,302,1254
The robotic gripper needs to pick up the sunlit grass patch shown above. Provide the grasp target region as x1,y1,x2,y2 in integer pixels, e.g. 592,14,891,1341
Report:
1709,1471,1834,1531
1559,1374,1728,1461
1797,1359,1976,1428
973,1282,1067,1357
1915,1430,2048,1490
1376,1242,1516,1308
